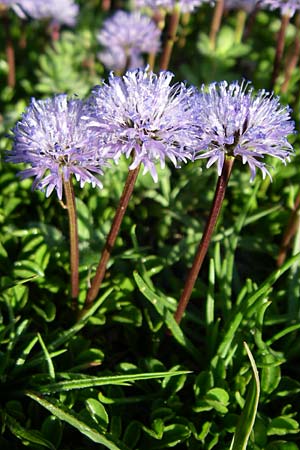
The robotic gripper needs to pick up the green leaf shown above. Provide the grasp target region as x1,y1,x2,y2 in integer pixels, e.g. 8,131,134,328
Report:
267,416,300,436
36,370,191,393
5,414,56,450
26,393,128,450
85,398,109,430
123,421,141,448
133,271,202,360
230,342,260,450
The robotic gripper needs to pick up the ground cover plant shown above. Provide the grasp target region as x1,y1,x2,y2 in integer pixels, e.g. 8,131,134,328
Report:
1,0,300,449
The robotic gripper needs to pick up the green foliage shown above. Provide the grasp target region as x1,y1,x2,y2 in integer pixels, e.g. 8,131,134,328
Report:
34,30,102,97
1,1,300,449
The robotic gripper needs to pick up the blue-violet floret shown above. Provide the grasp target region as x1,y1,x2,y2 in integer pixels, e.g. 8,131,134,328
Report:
194,80,295,180
7,94,113,199
87,68,201,181
97,10,161,72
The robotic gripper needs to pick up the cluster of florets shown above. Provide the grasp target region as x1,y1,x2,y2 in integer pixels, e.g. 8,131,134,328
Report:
133,0,212,13
194,81,294,180
224,0,259,12
7,68,295,198
2,0,79,26
97,11,161,72
260,0,300,16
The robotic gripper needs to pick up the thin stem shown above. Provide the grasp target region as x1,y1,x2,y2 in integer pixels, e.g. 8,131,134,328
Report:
270,13,290,91
277,191,300,267
209,0,225,51
148,52,157,71
84,165,140,307
101,0,111,11
174,157,234,324
178,12,191,48
281,12,300,93
2,11,15,88
243,3,259,41
234,10,247,44
159,4,181,70
63,178,79,301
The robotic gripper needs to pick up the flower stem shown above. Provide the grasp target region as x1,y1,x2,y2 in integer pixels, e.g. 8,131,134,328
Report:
277,191,300,267
84,165,140,308
270,13,290,90
209,0,224,51
234,9,247,44
174,156,234,324
159,4,181,70
63,177,79,301
281,12,300,93
2,11,15,88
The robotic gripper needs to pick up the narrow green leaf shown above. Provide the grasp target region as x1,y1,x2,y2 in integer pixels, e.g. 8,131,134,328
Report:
20,288,114,373
26,393,128,450
37,333,55,380
230,342,260,450
37,370,191,393
134,271,202,360
5,414,56,450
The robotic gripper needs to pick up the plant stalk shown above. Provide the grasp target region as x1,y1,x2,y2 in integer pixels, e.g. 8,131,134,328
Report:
2,11,15,88
234,10,247,44
277,191,300,267
84,165,141,307
270,13,290,90
63,177,79,301
174,156,234,324
281,12,300,93
209,0,225,51
159,4,181,70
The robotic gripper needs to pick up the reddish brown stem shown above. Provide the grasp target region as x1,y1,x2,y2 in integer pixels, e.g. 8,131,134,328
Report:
2,12,15,88
281,13,300,93
63,178,79,301
270,14,290,90
159,5,181,70
102,0,111,11
84,166,140,307
209,0,225,50
277,192,300,267
174,157,234,324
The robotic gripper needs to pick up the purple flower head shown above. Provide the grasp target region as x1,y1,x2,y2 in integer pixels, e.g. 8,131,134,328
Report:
260,0,300,16
15,0,79,26
87,68,201,182
134,0,212,12
225,0,259,12
97,11,161,72
7,95,113,199
194,81,295,180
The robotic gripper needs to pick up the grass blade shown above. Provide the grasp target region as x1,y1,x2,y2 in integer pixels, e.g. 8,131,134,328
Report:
230,342,260,450
26,392,128,450
36,370,191,393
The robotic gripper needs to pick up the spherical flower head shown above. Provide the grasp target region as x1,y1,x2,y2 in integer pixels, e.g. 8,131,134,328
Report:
7,95,113,199
87,68,201,182
260,0,300,16
18,0,79,26
225,0,259,12
194,81,295,180
134,0,212,12
97,11,161,72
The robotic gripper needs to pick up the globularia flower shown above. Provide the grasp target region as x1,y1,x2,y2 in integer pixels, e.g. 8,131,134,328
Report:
194,81,295,180
15,0,79,26
134,0,211,12
260,0,300,16
87,68,201,182
225,0,259,12
7,95,113,199
97,11,161,72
